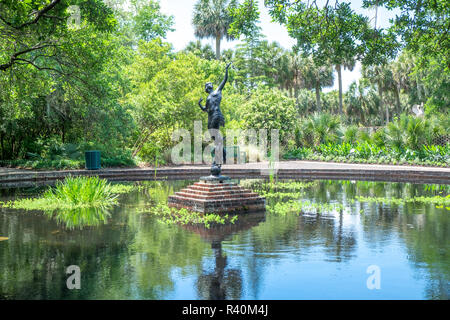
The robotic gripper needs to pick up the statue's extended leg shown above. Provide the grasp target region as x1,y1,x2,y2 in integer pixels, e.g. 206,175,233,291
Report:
209,127,224,177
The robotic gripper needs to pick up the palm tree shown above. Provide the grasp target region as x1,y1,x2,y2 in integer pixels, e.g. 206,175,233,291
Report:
192,0,237,60
183,40,216,60
285,52,302,99
258,41,289,89
336,58,356,116
362,64,391,125
345,79,378,125
301,56,334,113
303,113,341,145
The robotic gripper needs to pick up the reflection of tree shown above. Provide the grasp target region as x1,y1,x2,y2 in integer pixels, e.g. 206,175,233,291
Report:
401,207,449,299
128,218,208,299
0,204,131,299
356,181,450,299
0,182,208,299
1,180,448,300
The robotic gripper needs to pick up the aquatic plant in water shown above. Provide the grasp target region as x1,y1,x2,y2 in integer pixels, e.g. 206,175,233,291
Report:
356,195,450,207
2,176,138,211
267,199,344,216
257,190,305,200
0,177,142,229
44,207,112,229
241,179,317,192
138,203,239,229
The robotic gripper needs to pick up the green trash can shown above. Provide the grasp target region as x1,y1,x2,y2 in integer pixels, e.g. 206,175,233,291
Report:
85,150,101,170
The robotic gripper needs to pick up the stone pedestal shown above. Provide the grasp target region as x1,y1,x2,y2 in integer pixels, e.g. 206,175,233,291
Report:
168,176,265,214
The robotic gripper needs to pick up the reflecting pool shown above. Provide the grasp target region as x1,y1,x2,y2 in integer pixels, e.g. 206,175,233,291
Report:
0,180,448,299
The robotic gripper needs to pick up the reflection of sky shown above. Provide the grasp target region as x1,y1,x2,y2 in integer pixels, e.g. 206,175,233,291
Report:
228,215,426,299
167,212,431,300
158,0,401,92
1,181,447,300
164,232,428,299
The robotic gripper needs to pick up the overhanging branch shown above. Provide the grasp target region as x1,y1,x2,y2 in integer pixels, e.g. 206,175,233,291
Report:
0,43,55,71
0,0,62,30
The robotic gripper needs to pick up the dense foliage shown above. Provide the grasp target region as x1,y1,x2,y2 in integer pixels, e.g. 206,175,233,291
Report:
0,0,448,168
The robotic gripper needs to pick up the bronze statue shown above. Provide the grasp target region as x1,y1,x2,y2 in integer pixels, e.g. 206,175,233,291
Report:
198,62,231,130
199,62,231,176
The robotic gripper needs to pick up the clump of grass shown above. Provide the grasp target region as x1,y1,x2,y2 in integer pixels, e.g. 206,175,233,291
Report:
3,176,121,211
47,176,118,206
139,203,239,229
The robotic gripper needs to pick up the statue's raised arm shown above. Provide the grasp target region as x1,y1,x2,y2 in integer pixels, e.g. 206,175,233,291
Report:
217,62,232,92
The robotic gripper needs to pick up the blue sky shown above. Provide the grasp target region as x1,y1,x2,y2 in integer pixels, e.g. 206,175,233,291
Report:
158,0,399,92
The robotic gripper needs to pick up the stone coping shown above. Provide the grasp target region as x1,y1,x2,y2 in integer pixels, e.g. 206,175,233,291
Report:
0,161,449,188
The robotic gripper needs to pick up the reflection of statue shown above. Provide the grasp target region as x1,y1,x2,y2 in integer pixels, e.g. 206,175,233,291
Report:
199,62,231,175
184,211,266,300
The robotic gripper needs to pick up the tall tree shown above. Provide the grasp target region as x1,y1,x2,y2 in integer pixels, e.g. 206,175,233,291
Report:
192,0,237,60
228,0,261,39
363,0,449,67
231,1,398,115
265,2,370,116
131,0,174,42
301,56,335,113
0,0,115,72
0,1,143,161
362,63,399,125
182,40,216,60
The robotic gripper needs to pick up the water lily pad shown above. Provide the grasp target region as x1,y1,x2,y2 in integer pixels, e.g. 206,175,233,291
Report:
0,237,8,241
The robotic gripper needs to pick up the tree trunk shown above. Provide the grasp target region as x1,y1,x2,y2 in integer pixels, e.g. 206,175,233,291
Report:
336,64,343,115
11,135,15,158
385,104,389,125
62,122,65,143
215,34,221,60
315,81,321,113
416,74,422,101
378,81,384,125
394,86,401,116
374,4,378,29
0,132,4,160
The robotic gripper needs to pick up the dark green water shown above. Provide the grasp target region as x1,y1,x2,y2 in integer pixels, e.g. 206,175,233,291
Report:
0,180,448,300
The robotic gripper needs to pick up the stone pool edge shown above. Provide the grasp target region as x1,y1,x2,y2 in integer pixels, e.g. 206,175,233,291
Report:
1,161,449,188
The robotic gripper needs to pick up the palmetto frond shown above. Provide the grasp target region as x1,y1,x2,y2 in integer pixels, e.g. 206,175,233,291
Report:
192,0,236,41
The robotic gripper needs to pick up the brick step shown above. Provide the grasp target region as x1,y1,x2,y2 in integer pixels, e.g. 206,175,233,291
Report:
193,182,240,188
180,187,248,195
168,180,266,213
187,185,245,192
168,194,264,203
174,191,260,200
194,182,235,186
168,202,266,213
